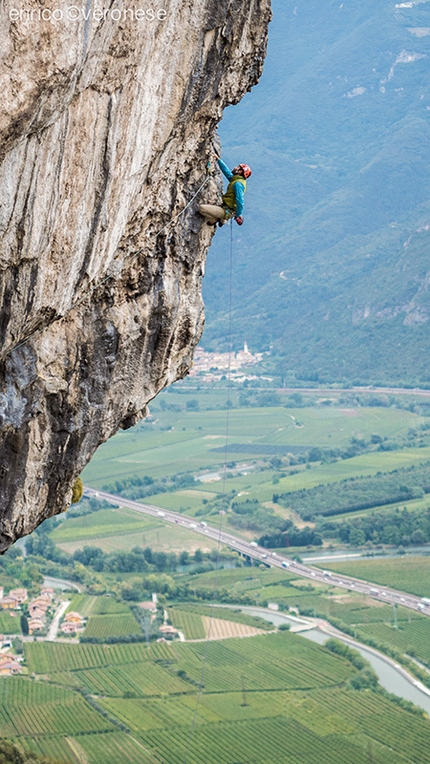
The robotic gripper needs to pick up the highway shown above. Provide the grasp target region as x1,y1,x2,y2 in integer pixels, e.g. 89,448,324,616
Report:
84,486,430,616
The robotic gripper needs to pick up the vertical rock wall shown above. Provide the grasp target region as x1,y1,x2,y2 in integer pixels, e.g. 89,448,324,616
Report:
0,0,271,549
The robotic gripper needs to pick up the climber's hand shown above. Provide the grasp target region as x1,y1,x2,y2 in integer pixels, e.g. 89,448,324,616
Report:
234,216,244,226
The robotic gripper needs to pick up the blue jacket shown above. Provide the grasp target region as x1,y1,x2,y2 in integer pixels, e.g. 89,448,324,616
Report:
218,159,245,216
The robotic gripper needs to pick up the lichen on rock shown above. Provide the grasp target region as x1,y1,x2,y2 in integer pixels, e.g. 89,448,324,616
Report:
0,0,271,550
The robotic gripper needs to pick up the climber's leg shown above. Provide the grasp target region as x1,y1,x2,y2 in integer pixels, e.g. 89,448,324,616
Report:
199,204,227,226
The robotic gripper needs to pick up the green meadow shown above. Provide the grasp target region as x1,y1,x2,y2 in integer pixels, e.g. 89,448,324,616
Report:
83,405,428,486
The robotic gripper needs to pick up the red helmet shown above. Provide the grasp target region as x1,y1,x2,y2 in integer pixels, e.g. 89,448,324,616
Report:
239,164,252,179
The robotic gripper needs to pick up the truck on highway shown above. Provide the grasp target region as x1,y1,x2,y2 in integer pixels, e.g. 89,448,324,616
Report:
421,597,430,606
282,561,290,568
370,588,380,595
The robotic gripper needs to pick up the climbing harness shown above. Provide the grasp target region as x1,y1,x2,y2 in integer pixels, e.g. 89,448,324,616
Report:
7,165,212,358
182,222,234,764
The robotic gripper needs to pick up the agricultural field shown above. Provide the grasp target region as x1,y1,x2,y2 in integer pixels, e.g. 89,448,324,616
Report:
83,612,142,639
356,619,430,665
83,402,430,489
25,640,175,675
167,607,206,639
168,605,270,640
66,594,132,616
169,563,430,668
171,604,273,631
0,611,21,634
51,508,160,543
6,631,430,764
322,556,430,599
0,677,115,738
54,512,217,556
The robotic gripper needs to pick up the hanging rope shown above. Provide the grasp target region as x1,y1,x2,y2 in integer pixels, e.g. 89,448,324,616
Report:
8,168,212,357
182,222,234,764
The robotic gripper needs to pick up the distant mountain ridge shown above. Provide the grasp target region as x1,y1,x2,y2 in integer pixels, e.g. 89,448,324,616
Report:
202,0,430,385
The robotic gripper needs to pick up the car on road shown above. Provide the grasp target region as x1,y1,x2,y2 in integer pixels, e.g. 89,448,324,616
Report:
157,511,166,517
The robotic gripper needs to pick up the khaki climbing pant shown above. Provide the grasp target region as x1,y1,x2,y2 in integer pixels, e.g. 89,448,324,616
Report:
199,203,232,225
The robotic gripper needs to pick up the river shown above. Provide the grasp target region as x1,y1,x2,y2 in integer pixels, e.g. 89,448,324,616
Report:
230,605,430,716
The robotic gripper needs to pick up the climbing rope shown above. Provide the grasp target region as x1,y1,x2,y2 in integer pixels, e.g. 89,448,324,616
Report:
182,222,234,764
8,168,212,357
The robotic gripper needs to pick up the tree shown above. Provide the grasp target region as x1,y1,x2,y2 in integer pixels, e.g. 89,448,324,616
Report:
194,549,203,563
411,528,427,545
20,615,29,636
153,551,167,571
179,551,189,565
349,528,366,546
382,525,400,545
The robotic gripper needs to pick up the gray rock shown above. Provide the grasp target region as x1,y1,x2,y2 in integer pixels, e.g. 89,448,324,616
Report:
0,0,271,550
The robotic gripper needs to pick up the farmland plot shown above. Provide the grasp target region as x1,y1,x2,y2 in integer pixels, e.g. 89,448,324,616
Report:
83,613,141,638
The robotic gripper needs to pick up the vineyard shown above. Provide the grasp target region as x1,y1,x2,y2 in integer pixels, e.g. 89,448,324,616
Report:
0,678,114,738
83,613,142,638
25,640,175,674
356,619,430,665
71,661,191,697
168,608,206,639
2,629,429,763
172,603,273,630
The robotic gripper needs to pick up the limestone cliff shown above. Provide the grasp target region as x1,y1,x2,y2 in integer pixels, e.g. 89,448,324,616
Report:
0,0,271,550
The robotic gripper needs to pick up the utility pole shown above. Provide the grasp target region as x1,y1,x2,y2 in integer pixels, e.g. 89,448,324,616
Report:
241,675,248,707
144,611,150,647
393,602,398,629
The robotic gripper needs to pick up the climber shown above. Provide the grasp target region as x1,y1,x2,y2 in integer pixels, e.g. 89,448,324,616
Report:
199,155,252,227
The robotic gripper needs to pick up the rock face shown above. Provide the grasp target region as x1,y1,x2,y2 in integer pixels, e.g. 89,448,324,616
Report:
0,0,271,550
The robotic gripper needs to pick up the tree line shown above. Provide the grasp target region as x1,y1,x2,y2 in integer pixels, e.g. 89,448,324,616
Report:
274,462,430,520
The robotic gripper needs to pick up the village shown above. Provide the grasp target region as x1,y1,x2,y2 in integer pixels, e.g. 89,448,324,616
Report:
0,584,86,675
188,344,265,382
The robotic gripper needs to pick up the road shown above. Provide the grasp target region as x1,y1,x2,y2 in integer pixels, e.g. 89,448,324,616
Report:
274,385,430,398
181,384,430,398
84,487,430,616
46,599,70,641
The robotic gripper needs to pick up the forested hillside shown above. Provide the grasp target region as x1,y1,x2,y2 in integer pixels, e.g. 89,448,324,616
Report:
203,0,430,385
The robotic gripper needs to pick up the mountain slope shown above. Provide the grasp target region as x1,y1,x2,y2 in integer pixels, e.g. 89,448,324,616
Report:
202,0,430,385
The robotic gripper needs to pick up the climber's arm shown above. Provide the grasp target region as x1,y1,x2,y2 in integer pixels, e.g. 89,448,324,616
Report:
217,158,233,181
234,182,245,216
